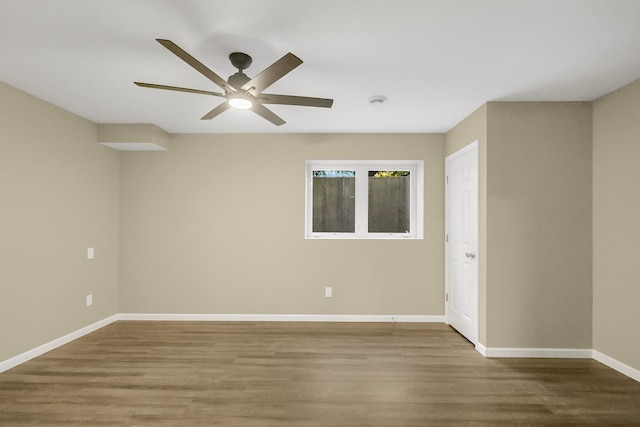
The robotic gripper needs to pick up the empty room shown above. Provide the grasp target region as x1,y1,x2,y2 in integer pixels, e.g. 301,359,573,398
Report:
1,0,640,425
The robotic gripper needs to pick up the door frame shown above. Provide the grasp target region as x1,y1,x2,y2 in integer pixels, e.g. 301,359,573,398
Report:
444,140,479,344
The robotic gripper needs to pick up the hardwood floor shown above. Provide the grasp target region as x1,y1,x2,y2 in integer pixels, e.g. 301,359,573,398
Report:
1,321,639,426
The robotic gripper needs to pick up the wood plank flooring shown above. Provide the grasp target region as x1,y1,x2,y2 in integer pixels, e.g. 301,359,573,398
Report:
1,321,639,426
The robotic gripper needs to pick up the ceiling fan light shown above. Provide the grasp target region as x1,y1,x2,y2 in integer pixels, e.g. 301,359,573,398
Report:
228,96,253,110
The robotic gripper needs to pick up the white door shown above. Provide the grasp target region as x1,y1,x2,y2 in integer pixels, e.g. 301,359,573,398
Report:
445,141,479,344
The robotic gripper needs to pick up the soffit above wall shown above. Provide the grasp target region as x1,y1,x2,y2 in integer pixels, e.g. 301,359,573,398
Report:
97,123,170,151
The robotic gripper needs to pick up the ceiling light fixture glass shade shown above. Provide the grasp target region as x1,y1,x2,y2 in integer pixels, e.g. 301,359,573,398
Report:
228,95,253,109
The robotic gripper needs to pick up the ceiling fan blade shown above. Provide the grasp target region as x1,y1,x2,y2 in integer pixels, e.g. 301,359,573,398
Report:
201,102,231,120
134,82,225,97
258,94,333,108
241,53,302,95
250,103,286,126
156,39,235,93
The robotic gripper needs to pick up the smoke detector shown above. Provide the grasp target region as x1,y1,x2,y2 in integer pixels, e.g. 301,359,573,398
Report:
368,95,387,107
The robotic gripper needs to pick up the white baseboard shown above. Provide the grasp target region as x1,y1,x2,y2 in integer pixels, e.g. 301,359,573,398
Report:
3,315,638,384
593,350,640,382
477,346,593,359
0,314,118,374
475,342,487,356
477,347,639,383
117,313,445,323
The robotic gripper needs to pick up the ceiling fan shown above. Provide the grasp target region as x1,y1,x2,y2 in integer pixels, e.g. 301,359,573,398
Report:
134,39,333,126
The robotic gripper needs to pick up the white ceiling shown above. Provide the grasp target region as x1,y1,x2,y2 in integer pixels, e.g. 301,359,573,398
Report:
1,0,639,134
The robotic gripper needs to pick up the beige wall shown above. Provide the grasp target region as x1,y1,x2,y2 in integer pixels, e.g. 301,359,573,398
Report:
486,102,593,348
445,102,593,349
0,82,120,361
445,104,488,343
118,134,445,315
3,73,638,373
593,79,640,370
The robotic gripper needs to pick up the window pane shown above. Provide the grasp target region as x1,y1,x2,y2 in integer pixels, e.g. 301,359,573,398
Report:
368,171,410,233
312,170,355,232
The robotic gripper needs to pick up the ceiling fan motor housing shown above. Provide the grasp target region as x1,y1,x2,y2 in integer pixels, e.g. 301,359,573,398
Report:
228,72,251,91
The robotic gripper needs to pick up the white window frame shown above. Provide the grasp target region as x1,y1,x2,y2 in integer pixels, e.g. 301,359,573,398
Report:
305,160,424,239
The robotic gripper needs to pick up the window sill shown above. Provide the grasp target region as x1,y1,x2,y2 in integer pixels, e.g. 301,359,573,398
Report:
306,234,422,240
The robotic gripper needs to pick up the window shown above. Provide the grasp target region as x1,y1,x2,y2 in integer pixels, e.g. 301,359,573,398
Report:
305,160,424,239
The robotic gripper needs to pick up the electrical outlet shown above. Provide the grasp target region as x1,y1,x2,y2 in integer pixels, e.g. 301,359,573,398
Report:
86,294,93,306
325,287,332,298
87,247,94,260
